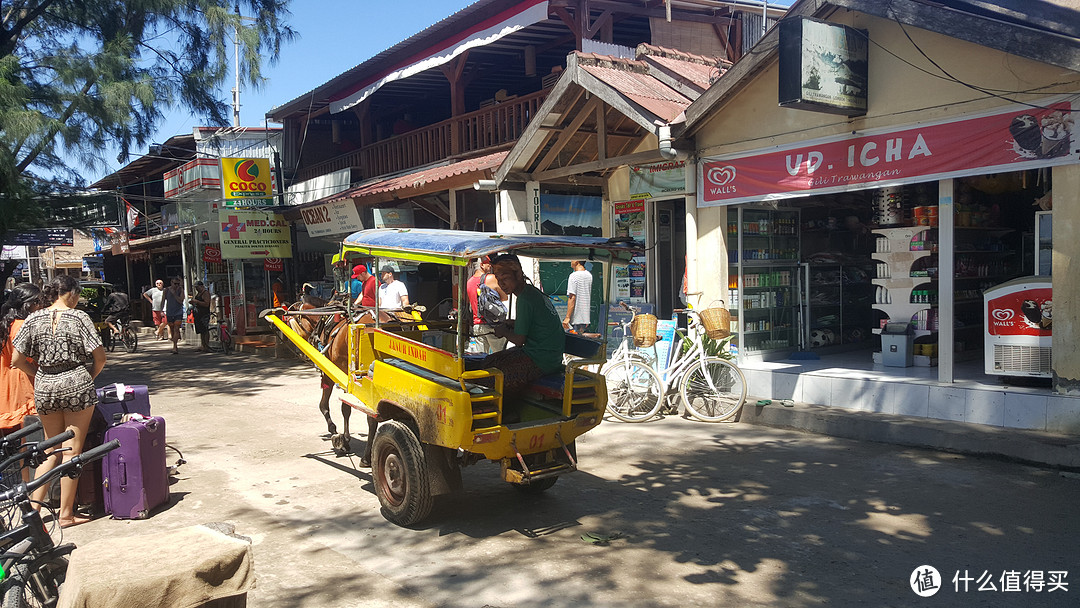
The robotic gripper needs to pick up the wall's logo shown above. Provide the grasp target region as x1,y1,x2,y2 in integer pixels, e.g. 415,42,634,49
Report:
706,164,737,186
992,308,1014,322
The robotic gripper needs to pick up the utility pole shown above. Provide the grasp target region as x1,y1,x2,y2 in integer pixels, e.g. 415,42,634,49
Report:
232,3,241,127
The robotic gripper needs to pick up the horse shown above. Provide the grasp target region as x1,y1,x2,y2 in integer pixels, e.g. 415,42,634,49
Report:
283,299,378,464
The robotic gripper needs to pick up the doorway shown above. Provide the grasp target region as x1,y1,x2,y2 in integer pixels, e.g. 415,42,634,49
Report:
651,199,686,319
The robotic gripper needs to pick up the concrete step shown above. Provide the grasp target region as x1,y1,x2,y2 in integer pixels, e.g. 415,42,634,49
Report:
739,400,1080,470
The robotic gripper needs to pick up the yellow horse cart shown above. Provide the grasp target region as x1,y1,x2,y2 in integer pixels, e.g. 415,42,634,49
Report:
264,228,641,525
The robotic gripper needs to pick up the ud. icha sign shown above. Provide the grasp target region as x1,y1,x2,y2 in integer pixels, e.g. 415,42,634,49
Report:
220,158,273,206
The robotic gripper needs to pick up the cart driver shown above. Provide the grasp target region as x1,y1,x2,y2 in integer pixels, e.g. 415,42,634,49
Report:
476,254,564,397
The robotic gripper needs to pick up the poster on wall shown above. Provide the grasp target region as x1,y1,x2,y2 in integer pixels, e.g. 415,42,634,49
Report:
219,209,292,259
613,200,647,303
539,194,602,236
373,207,415,228
778,17,868,116
629,161,686,199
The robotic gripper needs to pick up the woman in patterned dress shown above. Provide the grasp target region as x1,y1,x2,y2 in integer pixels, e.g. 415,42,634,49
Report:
12,275,106,528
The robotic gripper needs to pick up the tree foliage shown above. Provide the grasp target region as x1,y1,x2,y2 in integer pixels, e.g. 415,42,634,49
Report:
0,0,295,235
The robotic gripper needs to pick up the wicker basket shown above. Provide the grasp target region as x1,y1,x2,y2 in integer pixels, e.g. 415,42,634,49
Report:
630,314,658,347
699,306,731,340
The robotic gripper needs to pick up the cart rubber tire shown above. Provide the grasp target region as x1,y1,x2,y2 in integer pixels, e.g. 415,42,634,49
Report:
679,357,747,422
372,420,433,526
512,476,558,494
602,358,663,422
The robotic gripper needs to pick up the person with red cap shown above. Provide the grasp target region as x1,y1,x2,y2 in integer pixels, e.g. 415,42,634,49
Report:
350,263,377,308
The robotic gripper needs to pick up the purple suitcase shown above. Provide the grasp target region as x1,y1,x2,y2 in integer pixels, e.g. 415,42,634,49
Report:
102,416,169,519
94,383,152,427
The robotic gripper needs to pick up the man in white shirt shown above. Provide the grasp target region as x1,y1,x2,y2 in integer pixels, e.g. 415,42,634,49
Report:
377,266,410,310
142,279,167,340
563,260,592,334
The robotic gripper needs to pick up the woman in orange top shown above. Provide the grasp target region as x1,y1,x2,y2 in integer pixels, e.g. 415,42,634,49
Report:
0,283,44,430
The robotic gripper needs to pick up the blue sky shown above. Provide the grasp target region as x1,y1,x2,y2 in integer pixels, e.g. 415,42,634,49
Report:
99,0,791,182
96,0,474,181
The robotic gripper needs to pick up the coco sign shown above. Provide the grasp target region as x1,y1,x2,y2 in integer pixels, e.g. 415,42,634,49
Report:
220,157,273,206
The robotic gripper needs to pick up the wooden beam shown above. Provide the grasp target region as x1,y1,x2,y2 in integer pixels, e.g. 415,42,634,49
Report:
551,5,582,49
533,149,664,182
585,9,614,41
595,103,607,161
439,51,470,118
534,96,601,173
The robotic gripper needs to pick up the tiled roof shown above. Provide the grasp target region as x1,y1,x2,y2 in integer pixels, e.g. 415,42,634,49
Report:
575,53,693,122
326,150,508,203
638,44,730,91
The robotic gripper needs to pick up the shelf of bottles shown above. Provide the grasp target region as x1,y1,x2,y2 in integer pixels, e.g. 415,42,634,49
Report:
728,206,802,357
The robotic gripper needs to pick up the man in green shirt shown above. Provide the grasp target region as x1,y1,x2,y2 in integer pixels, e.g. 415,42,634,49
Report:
482,253,565,396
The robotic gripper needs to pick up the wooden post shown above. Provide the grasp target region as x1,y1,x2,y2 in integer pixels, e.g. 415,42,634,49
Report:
440,51,470,155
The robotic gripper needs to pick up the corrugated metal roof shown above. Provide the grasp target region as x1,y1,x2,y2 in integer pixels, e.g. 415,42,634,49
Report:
325,150,508,204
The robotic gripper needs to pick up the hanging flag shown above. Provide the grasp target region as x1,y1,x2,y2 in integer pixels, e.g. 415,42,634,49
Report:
124,198,140,231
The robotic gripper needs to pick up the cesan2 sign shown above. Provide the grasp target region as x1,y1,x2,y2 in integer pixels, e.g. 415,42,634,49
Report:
699,98,1078,207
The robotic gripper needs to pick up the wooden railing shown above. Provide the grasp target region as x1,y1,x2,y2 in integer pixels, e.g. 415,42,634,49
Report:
294,88,550,183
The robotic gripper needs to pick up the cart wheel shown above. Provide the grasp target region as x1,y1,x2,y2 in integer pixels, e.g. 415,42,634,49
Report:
372,420,432,526
511,476,558,494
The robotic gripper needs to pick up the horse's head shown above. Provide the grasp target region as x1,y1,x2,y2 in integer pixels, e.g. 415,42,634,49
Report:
285,301,320,339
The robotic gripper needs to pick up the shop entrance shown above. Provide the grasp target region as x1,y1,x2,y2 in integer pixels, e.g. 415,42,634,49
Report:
650,198,686,319
728,169,1051,384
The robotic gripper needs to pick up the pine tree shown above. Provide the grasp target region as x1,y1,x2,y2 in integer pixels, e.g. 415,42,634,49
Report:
0,0,295,241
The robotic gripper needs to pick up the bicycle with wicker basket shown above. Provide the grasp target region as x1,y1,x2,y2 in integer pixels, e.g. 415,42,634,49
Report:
602,302,747,423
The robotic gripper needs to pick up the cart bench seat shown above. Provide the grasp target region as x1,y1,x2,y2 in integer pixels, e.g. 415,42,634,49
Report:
380,358,493,395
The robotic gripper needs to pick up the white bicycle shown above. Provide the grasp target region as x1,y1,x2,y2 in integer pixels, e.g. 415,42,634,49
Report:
602,304,747,423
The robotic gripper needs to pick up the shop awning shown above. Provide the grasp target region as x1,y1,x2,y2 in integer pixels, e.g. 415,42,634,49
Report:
328,0,550,114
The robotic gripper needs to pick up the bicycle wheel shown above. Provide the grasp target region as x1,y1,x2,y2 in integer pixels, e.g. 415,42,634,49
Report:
679,357,747,422
122,327,138,353
602,358,663,422
101,328,115,352
2,555,67,608
220,329,233,355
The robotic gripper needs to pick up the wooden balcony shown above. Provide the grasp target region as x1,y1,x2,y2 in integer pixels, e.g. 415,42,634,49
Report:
294,88,550,184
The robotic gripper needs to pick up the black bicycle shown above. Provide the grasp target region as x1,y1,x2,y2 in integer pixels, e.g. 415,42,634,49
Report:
102,313,138,354
0,436,119,607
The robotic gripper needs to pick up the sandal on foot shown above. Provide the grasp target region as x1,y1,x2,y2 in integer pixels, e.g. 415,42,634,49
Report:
59,515,92,529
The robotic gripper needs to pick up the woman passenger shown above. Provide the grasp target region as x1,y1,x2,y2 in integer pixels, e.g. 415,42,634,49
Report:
12,275,106,528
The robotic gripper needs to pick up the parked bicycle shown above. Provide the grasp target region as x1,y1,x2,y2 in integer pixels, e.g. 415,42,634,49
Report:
0,432,119,607
602,303,747,423
208,308,233,355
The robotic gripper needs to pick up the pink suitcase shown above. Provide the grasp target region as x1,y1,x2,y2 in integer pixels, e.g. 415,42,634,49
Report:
102,416,169,519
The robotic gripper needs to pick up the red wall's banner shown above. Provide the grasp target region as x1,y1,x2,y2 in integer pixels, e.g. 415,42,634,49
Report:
699,97,1078,207
987,288,1052,337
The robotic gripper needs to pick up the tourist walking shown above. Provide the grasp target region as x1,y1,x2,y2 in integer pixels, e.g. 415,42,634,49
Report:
164,277,185,354
143,279,167,340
